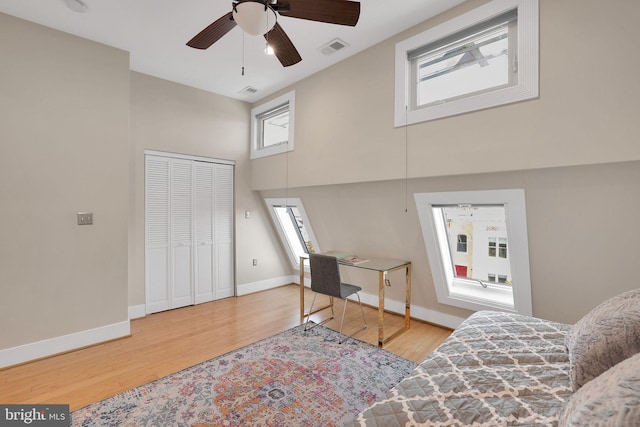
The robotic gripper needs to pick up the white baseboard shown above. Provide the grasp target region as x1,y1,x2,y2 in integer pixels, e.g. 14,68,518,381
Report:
0,321,131,369
296,275,464,328
237,275,296,296
128,304,146,320
129,277,299,318
355,291,465,329
133,277,464,329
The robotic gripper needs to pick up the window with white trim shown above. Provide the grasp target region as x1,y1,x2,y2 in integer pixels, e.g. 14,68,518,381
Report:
264,198,320,270
251,91,295,159
395,0,538,126
457,234,468,252
414,189,532,315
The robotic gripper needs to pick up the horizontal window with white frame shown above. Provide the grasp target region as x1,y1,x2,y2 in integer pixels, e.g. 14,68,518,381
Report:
414,189,532,315
395,0,538,126
250,90,295,159
264,197,320,271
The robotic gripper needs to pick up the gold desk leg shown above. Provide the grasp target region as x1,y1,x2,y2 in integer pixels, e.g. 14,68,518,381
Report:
378,263,412,347
299,256,305,322
378,270,386,347
405,263,412,330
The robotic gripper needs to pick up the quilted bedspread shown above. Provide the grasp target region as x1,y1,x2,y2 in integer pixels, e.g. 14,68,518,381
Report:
346,310,573,427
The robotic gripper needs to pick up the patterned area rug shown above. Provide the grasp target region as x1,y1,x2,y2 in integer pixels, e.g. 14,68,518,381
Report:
71,324,416,426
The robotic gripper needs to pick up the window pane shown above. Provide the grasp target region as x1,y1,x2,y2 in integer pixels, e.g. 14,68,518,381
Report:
457,234,467,252
415,189,532,314
261,109,289,148
274,206,309,260
498,237,508,258
251,91,295,159
488,237,497,257
440,205,512,285
265,197,319,269
415,23,511,107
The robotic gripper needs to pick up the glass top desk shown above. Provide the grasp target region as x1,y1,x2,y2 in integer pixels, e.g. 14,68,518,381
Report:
299,252,411,347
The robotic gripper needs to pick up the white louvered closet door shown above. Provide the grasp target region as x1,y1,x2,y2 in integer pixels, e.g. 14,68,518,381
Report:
214,164,234,299
194,162,215,304
145,156,171,313
170,158,194,309
145,153,234,315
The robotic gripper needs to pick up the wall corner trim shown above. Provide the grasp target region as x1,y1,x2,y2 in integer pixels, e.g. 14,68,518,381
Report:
128,305,146,320
0,321,131,369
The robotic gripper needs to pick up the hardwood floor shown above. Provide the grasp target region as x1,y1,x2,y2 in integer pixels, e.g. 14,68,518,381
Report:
0,284,451,411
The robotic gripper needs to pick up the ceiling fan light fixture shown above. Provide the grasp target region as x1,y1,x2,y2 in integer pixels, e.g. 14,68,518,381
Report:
232,1,277,37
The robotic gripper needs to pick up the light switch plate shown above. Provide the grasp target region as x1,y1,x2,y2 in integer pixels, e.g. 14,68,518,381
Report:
77,212,93,225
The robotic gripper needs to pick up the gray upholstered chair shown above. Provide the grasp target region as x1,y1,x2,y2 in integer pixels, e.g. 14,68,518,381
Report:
304,253,367,343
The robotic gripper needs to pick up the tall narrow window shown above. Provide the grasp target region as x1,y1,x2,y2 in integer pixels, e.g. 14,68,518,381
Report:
264,198,320,270
415,189,532,315
498,238,508,258
457,234,468,252
488,237,497,257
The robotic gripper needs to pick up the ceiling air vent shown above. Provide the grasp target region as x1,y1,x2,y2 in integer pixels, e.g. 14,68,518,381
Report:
319,38,349,56
239,86,259,96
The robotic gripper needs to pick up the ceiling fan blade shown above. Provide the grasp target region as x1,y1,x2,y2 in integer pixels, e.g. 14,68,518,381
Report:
265,22,302,67
187,12,236,49
276,0,360,26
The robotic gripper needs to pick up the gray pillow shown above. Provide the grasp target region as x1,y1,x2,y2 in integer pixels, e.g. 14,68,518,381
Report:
565,288,640,391
559,352,640,427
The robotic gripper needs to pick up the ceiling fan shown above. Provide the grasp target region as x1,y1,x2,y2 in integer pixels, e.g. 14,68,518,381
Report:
186,0,361,67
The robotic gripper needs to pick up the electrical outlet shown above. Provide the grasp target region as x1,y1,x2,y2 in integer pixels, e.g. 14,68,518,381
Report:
252,259,258,266
77,212,93,225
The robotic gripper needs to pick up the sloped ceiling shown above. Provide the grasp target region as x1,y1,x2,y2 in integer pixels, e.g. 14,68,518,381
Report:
0,0,466,102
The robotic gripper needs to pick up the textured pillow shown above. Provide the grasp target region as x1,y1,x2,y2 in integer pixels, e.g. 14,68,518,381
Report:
564,288,640,391
559,352,640,427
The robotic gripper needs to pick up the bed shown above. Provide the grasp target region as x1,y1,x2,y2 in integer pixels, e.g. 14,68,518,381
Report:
346,310,573,426
347,288,640,427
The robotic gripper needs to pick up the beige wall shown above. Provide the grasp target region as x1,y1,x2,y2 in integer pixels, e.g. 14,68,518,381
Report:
252,0,640,190
254,0,640,324
264,161,640,324
0,13,130,349
0,12,292,357
129,72,290,307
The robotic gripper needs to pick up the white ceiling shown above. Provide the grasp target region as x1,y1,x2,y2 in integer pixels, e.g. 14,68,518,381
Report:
0,0,466,103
